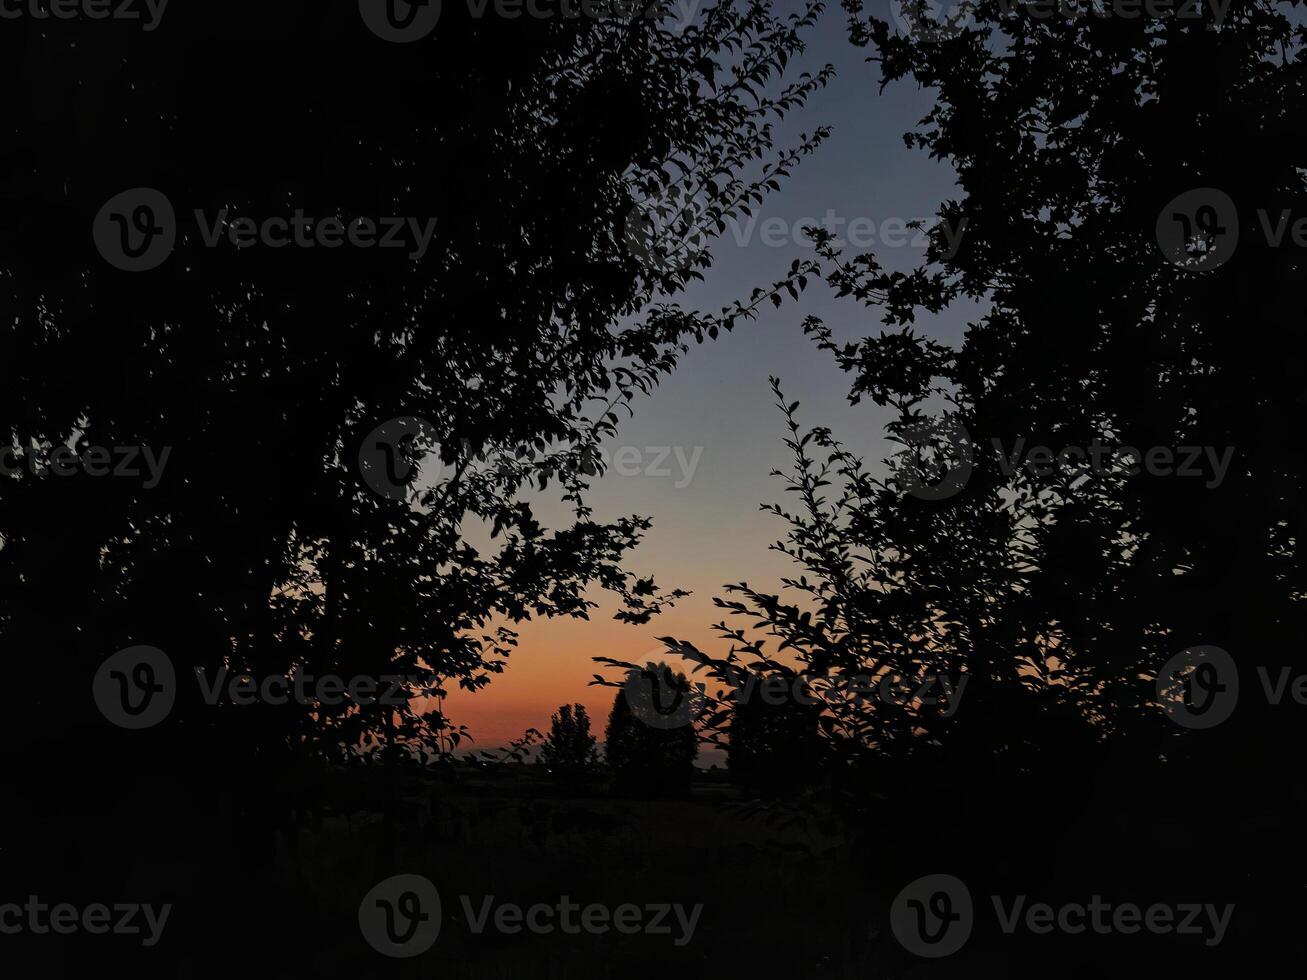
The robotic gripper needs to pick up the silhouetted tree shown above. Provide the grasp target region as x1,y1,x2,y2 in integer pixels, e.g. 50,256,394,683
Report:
604,666,698,798
540,703,599,783
726,674,823,797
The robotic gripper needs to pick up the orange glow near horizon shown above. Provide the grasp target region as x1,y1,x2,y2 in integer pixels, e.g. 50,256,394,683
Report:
440,594,715,751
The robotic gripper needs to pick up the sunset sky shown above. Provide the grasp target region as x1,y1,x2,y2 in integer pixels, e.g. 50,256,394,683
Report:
443,4,980,750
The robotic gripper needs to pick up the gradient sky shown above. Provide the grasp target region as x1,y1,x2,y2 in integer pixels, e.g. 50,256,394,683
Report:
443,2,980,751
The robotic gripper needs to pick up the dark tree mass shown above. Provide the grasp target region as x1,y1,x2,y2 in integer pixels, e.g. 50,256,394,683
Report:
1,0,1300,976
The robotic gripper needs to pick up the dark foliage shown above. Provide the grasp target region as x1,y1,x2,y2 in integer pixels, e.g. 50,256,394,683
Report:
540,703,600,781
0,3,829,975
604,666,698,798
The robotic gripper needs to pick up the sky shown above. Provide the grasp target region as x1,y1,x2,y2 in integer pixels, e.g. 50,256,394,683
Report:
442,1,978,752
